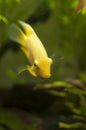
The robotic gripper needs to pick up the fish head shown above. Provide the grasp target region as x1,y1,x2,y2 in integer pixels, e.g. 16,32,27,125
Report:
33,58,53,78
27,58,53,78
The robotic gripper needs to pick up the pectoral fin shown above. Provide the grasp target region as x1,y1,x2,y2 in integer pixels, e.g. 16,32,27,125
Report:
18,65,37,77
18,65,29,75
27,65,37,77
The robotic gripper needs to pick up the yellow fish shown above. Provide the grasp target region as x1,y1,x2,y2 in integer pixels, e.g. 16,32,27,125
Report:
75,0,86,13
9,21,53,78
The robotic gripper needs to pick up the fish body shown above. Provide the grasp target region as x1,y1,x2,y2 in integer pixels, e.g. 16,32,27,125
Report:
9,21,52,78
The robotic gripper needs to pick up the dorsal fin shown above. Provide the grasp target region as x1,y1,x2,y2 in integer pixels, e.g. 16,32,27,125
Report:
18,20,37,37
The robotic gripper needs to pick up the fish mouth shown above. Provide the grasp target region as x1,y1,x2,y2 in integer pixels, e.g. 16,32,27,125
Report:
40,74,51,79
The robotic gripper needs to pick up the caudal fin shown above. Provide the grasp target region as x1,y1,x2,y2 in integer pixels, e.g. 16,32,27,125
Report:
8,23,26,46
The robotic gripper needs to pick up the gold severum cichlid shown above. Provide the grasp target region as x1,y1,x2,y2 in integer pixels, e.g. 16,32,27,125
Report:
8,21,53,78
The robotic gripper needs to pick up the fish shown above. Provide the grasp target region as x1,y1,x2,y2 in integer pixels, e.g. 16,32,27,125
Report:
8,21,53,78
75,0,86,14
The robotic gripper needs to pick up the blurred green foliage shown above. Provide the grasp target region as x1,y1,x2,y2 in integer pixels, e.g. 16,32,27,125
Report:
0,109,41,130
0,0,86,130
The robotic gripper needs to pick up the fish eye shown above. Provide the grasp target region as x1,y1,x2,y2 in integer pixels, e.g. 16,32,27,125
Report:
34,63,37,67
34,63,40,70
34,60,39,68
